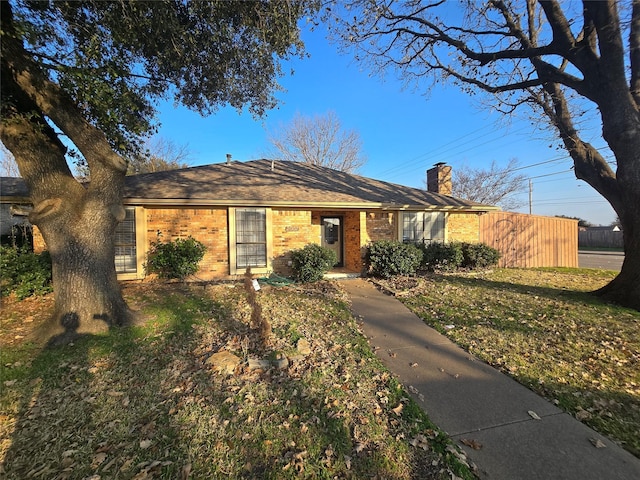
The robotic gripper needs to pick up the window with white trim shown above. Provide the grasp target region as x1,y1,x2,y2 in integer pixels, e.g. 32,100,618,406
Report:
115,207,137,273
235,208,267,269
401,211,445,244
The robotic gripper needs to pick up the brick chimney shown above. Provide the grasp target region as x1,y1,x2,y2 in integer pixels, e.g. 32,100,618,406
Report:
427,162,452,195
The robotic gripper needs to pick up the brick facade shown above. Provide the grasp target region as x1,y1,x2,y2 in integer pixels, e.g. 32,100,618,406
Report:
145,207,229,279
447,212,481,243
32,206,487,281
271,209,319,275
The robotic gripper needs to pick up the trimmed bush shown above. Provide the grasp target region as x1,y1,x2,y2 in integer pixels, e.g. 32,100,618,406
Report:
420,242,463,272
460,242,501,269
0,245,52,299
366,240,423,278
145,236,207,280
290,243,338,283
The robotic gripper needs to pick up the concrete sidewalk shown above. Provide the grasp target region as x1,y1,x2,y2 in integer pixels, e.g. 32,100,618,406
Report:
340,278,640,480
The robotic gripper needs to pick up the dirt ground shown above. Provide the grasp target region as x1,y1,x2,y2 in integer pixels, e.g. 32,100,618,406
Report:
0,293,54,349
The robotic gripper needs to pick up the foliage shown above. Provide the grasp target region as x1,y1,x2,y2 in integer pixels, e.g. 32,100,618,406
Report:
266,110,367,173
451,159,527,210
5,1,316,158
556,215,593,228
290,243,338,283
1,0,321,336
459,242,501,269
366,240,423,278
420,242,499,272
0,246,52,299
375,268,640,457
420,242,463,272
0,282,474,479
145,236,206,280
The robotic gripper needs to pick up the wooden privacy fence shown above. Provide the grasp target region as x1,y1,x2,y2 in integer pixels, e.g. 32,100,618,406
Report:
578,230,624,249
479,212,578,268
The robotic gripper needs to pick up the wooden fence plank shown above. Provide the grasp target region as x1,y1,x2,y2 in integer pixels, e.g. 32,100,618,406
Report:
479,212,578,268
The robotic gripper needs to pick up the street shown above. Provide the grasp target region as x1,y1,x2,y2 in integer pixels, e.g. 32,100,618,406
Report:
578,251,624,271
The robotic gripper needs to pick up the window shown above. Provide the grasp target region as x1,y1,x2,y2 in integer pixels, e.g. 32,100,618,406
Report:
115,207,137,273
235,208,267,269
401,212,445,244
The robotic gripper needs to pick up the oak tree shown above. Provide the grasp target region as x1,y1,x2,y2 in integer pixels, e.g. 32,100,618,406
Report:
331,0,640,310
1,0,318,343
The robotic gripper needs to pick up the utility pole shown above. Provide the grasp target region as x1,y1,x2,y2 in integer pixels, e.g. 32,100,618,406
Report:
529,179,533,215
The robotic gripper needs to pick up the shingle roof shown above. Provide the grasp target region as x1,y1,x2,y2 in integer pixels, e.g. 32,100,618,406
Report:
0,177,29,201
2,160,497,211
123,159,495,210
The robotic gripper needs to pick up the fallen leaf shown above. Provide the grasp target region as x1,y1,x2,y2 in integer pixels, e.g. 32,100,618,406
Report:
576,409,592,421
410,362,418,367
460,438,483,450
528,410,541,420
91,452,107,468
180,462,192,480
391,403,404,416
590,438,607,449
139,439,152,449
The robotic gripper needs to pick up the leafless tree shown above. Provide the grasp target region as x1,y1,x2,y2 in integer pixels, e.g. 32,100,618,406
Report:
128,137,192,175
267,111,366,173
449,159,527,211
330,0,640,310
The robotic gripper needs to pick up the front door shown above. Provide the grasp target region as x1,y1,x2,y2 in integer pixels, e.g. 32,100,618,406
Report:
321,216,343,267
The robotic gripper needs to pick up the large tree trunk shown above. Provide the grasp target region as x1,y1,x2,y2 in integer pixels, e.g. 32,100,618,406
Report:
1,9,132,344
594,204,640,311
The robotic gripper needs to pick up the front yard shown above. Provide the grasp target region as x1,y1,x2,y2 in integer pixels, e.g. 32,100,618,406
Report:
0,281,471,480
2,267,638,479
373,268,640,458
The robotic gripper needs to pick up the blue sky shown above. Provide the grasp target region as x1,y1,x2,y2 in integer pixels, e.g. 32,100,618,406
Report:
158,26,615,226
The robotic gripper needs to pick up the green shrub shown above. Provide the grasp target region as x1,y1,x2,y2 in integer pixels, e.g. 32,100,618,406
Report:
366,240,423,278
460,242,501,269
145,236,207,280
0,245,52,299
290,244,338,283
420,242,463,272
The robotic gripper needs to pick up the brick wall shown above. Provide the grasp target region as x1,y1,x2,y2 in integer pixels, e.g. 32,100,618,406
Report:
32,225,46,253
272,209,319,275
145,207,229,280
447,212,481,243
364,211,396,243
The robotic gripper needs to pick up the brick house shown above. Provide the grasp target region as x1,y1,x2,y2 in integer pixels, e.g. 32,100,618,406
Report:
1,160,498,280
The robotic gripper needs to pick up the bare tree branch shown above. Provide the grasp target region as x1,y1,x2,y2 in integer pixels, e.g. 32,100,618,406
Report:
266,111,367,173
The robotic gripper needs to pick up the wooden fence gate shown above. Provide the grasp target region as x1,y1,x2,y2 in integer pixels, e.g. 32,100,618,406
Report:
479,212,578,268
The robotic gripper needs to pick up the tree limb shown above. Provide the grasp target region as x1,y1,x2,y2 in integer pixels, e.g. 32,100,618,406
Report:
631,0,640,105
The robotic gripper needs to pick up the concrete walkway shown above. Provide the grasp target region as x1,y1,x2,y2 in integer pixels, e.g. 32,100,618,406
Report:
340,278,640,480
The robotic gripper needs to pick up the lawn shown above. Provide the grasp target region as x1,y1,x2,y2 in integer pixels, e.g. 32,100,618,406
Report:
0,281,472,480
373,268,640,458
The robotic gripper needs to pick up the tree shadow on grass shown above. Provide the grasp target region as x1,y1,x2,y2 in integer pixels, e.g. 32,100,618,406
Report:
1,283,446,479
0,289,199,479
426,271,612,306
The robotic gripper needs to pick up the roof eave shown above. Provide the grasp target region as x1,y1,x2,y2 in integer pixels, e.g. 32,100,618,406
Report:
123,198,498,212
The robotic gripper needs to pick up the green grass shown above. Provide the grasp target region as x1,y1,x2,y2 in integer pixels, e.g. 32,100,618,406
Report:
1,282,474,479
375,268,640,457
